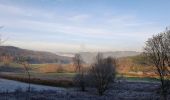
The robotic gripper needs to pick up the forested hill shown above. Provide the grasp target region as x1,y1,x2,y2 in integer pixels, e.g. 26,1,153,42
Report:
0,46,72,64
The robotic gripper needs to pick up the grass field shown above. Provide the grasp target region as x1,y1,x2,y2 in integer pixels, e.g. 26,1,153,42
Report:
0,62,161,88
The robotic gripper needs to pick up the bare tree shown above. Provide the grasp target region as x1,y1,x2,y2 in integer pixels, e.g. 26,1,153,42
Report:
74,54,83,72
16,56,31,92
89,53,116,95
73,54,86,91
144,29,170,100
164,29,170,67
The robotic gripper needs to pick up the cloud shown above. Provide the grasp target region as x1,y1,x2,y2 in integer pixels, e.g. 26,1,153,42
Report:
0,3,161,36
0,4,112,36
0,3,58,20
68,14,91,22
107,14,156,27
0,2,165,52
1,18,112,36
0,3,25,15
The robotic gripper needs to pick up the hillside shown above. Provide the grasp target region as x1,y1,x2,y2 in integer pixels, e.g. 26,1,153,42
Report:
0,46,141,64
0,46,72,64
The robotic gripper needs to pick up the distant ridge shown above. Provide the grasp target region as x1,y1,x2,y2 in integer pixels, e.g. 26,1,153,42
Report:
0,46,72,64
57,51,141,63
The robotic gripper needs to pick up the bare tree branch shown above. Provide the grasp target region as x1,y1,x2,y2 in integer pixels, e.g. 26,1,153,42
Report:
144,29,170,100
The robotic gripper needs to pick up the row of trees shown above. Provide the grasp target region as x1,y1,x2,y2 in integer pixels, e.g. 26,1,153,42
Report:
144,28,170,100
73,53,116,95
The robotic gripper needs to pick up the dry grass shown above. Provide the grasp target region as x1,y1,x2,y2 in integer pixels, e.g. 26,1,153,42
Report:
35,64,75,73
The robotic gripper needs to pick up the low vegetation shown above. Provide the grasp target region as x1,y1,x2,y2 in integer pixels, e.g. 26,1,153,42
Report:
88,54,116,95
0,81,167,100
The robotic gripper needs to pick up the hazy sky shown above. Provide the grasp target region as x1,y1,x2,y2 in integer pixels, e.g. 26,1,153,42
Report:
0,0,169,52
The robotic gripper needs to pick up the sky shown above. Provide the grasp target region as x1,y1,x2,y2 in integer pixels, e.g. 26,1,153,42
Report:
0,0,169,53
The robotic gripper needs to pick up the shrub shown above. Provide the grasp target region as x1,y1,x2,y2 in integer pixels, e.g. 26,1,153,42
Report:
88,53,116,95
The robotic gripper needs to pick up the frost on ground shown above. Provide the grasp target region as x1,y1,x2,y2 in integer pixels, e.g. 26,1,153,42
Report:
0,78,66,92
0,78,169,100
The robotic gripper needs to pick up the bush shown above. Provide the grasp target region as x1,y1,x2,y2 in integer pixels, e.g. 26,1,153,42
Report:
88,53,116,95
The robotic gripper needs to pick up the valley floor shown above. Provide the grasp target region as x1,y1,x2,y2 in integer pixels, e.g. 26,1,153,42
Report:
0,78,168,100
